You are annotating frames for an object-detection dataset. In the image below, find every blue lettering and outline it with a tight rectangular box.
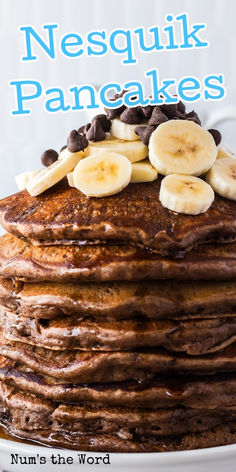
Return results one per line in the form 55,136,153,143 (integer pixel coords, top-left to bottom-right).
163,15,178,50
10,80,42,115
146,69,178,104
45,88,70,112
87,31,107,56
109,29,136,64
123,82,149,106
70,85,99,110
100,83,122,108
178,77,201,101
134,27,164,52
61,34,83,57
204,74,225,100
177,13,208,49
20,24,58,60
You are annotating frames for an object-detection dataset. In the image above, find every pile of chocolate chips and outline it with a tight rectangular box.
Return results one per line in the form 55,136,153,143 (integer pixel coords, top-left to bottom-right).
41,92,222,167
105,96,221,147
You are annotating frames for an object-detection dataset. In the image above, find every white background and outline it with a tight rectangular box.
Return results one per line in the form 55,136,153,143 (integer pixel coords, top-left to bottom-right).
0,0,236,200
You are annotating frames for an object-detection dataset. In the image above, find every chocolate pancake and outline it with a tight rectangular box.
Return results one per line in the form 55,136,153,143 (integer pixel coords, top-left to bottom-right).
0,334,236,382
1,357,235,410
0,234,236,282
0,382,236,443
1,278,236,321
1,308,236,355
7,423,236,452
0,179,235,255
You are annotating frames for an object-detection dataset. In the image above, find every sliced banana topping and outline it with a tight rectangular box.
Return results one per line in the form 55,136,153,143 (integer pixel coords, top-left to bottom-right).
15,170,40,191
160,174,214,215
73,152,132,197
206,157,236,201
111,117,146,141
131,160,158,183
27,151,85,197
58,147,88,160
67,172,75,187
149,120,217,176
217,145,236,160
87,134,148,163
17,104,229,217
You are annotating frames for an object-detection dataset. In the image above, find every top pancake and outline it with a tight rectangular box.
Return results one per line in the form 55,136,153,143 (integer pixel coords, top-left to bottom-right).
0,179,235,255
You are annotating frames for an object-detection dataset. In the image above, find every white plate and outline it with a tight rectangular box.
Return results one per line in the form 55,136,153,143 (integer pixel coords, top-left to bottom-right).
0,438,235,472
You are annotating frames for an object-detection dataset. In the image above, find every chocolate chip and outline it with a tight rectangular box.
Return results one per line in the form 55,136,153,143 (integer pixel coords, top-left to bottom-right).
60,145,67,153
92,114,111,132
185,111,201,126
159,104,178,118
120,107,144,124
176,110,186,119
104,105,126,120
135,125,156,145
113,89,127,100
67,130,89,153
129,95,138,102
78,125,84,134
86,119,106,141
78,123,91,135
148,107,168,126
208,129,222,146
177,101,186,114
140,105,154,119
104,90,126,119
41,149,58,167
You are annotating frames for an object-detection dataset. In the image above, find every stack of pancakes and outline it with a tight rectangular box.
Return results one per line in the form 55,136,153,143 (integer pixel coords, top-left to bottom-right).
0,178,235,452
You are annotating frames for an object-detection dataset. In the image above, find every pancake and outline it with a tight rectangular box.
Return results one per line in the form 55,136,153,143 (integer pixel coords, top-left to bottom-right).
0,381,236,437
0,179,235,255
0,382,236,452
1,357,235,410
1,308,236,355
0,334,236,382
0,233,236,282
6,423,236,452
1,278,236,321
0,172,236,453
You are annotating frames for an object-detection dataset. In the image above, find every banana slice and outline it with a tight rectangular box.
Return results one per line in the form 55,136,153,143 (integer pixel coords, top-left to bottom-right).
149,120,217,176
160,174,214,215
58,147,88,160
131,160,158,183
205,157,236,201
73,152,132,197
87,134,148,163
111,117,146,141
27,151,85,197
67,172,75,187
15,170,40,191
217,145,236,159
